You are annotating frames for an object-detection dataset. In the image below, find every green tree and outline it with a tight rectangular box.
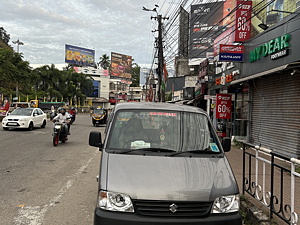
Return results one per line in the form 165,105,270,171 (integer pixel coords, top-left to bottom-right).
63,70,93,105
0,48,32,98
0,27,10,45
98,54,110,70
32,65,93,105
130,62,140,87
32,64,61,101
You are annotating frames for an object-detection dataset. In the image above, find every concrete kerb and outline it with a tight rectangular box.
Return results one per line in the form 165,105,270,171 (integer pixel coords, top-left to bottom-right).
240,197,278,225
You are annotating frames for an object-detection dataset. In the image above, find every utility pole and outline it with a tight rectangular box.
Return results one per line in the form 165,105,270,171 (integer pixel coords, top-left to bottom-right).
143,5,168,102
12,39,24,101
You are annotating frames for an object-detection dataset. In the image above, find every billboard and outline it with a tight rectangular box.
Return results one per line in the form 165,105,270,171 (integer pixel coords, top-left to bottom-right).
213,26,235,56
65,44,95,67
110,52,132,79
189,2,225,59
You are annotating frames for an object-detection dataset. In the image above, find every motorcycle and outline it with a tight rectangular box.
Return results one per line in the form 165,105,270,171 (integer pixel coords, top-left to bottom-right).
70,114,76,124
52,121,68,146
69,109,77,125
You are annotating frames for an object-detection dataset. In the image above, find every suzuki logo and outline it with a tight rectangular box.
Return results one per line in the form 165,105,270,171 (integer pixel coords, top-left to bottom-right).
169,203,178,213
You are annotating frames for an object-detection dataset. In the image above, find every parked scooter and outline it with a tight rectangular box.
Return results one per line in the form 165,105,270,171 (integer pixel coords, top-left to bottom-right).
52,121,68,146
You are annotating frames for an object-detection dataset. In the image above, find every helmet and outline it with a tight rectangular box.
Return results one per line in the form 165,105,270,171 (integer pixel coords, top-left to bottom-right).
57,107,62,113
61,108,66,115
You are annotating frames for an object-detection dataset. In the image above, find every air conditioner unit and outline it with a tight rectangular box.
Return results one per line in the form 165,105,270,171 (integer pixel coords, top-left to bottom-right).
266,13,279,24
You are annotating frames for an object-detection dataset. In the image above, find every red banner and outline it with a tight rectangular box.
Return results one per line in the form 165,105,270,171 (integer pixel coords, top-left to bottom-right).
234,1,252,42
216,94,232,119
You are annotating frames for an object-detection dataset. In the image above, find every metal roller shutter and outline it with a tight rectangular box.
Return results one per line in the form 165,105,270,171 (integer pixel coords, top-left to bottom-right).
250,71,300,158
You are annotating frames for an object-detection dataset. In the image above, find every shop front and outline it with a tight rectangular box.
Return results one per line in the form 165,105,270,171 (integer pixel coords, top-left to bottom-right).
231,14,300,158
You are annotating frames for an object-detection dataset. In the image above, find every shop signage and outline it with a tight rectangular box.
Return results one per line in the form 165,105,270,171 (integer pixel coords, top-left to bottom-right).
234,1,252,42
204,95,211,100
250,34,290,62
216,94,232,119
215,70,240,85
219,44,244,62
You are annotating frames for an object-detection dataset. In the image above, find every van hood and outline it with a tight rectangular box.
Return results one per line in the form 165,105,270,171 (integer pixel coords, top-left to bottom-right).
106,154,238,201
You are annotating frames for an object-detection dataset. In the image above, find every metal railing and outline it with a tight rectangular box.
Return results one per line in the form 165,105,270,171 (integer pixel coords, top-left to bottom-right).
240,142,300,225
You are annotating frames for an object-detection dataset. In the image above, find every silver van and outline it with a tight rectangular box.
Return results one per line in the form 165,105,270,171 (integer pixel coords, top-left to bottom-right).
89,102,242,225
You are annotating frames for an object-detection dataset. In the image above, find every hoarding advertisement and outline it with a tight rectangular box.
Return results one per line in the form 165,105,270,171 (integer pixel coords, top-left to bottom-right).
213,26,235,56
216,94,232,119
110,52,132,79
189,2,225,59
65,44,95,67
234,1,252,42
219,44,244,62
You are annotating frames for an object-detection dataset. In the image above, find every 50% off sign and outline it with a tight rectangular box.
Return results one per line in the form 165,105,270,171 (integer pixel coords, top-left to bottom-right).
216,94,232,119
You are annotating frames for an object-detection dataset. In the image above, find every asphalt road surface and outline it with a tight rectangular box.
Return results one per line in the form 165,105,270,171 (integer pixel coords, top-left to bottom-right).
0,113,105,225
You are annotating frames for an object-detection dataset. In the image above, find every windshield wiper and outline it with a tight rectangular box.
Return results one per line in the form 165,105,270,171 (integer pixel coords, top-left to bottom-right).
118,148,175,154
139,148,176,153
167,148,220,157
187,148,214,153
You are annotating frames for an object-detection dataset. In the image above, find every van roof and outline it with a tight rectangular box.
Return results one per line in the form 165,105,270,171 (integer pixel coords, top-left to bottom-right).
114,102,207,114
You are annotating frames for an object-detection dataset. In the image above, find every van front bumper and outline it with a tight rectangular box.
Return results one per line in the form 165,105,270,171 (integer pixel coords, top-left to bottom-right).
94,208,242,225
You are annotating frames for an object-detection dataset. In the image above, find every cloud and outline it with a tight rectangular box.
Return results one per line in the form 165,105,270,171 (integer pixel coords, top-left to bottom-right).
1,0,159,65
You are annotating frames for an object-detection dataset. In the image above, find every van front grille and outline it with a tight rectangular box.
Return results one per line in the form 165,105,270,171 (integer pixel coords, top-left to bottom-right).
133,200,212,217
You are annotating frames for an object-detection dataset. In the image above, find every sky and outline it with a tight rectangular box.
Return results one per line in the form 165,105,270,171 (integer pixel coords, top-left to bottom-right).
0,0,169,67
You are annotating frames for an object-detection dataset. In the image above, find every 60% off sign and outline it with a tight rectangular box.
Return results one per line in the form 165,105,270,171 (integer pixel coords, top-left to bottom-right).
216,94,232,119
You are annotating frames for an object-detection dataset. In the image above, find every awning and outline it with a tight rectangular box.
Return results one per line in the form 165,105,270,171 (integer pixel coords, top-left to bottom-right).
230,64,289,85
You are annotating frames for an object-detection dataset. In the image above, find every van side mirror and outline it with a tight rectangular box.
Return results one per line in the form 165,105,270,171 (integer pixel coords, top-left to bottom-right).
89,131,103,150
222,137,231,152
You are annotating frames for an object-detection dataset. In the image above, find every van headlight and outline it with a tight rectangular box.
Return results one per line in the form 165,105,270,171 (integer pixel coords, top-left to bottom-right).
98,190,134,212
211,194,240,213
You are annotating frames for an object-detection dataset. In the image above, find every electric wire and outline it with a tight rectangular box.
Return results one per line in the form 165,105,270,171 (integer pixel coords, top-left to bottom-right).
162,0,277,66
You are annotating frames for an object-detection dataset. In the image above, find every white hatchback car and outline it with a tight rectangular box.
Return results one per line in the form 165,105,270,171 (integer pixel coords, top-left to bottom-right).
2,107,47,131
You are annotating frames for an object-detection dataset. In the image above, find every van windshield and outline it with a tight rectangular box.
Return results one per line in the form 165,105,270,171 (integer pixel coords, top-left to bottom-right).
107,110,221,154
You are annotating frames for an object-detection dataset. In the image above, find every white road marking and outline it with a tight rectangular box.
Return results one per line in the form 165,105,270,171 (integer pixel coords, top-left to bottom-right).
13,149,98,225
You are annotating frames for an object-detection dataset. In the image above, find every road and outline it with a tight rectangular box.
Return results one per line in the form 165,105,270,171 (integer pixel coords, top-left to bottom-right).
0,114,104,225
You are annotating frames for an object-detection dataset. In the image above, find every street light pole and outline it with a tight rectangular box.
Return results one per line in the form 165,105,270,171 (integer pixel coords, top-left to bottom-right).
12,39,24,53
12,39,24,101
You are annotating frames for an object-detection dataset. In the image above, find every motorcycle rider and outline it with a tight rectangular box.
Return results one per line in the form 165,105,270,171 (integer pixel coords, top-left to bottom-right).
69,107,77,123
51,107,71,135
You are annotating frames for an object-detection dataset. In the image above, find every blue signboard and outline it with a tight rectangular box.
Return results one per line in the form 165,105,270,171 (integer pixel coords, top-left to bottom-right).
219,53,244,62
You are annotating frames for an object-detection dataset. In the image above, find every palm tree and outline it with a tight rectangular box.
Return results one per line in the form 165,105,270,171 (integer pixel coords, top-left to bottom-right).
98,54,110,70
